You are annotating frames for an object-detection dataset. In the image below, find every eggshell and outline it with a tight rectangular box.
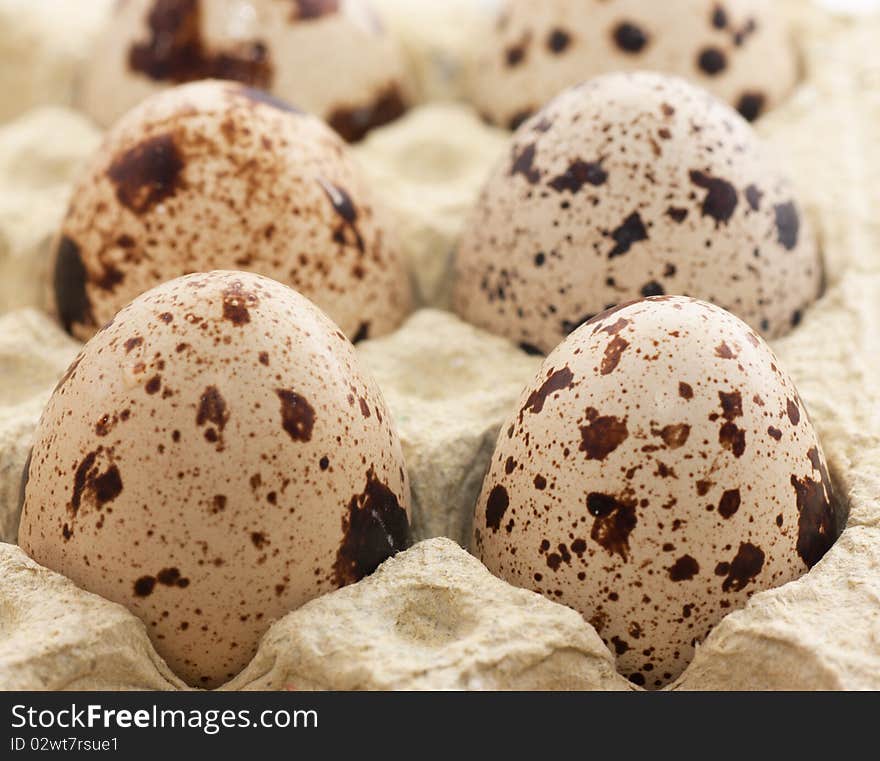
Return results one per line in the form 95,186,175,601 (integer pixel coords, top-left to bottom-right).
54,79,412,343
78,0,411,141
467,0,798,129
453,72,822,354
472,296,838,688
18,270,411,688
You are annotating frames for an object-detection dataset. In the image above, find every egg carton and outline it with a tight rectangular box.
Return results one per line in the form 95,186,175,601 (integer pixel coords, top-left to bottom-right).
0,0,879,691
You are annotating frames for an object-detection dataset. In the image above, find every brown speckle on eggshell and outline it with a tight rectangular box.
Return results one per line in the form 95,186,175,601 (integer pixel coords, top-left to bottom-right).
53,79,411,343
472,296,838,688
453,72,821,353
19,271,411,688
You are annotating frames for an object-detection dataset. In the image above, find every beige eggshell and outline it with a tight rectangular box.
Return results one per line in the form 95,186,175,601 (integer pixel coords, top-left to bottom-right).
54,79,412,343
453,72,822,354
19,270,411,688
78,0,411,141
467,0,798,129
472,296,838,688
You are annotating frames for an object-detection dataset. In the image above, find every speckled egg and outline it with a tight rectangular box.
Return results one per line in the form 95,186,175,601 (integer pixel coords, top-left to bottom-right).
453,72,821,354
467,0,798,129
472,296,838,688
79,0,410,141
54,79,412,343
19,270,411,688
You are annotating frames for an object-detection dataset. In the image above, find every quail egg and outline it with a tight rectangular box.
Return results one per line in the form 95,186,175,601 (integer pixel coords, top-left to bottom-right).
467,0,798,129
20,270,412,688
79,0,410,141
453,72,821,354
472,296,837,688
54,79,412,343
